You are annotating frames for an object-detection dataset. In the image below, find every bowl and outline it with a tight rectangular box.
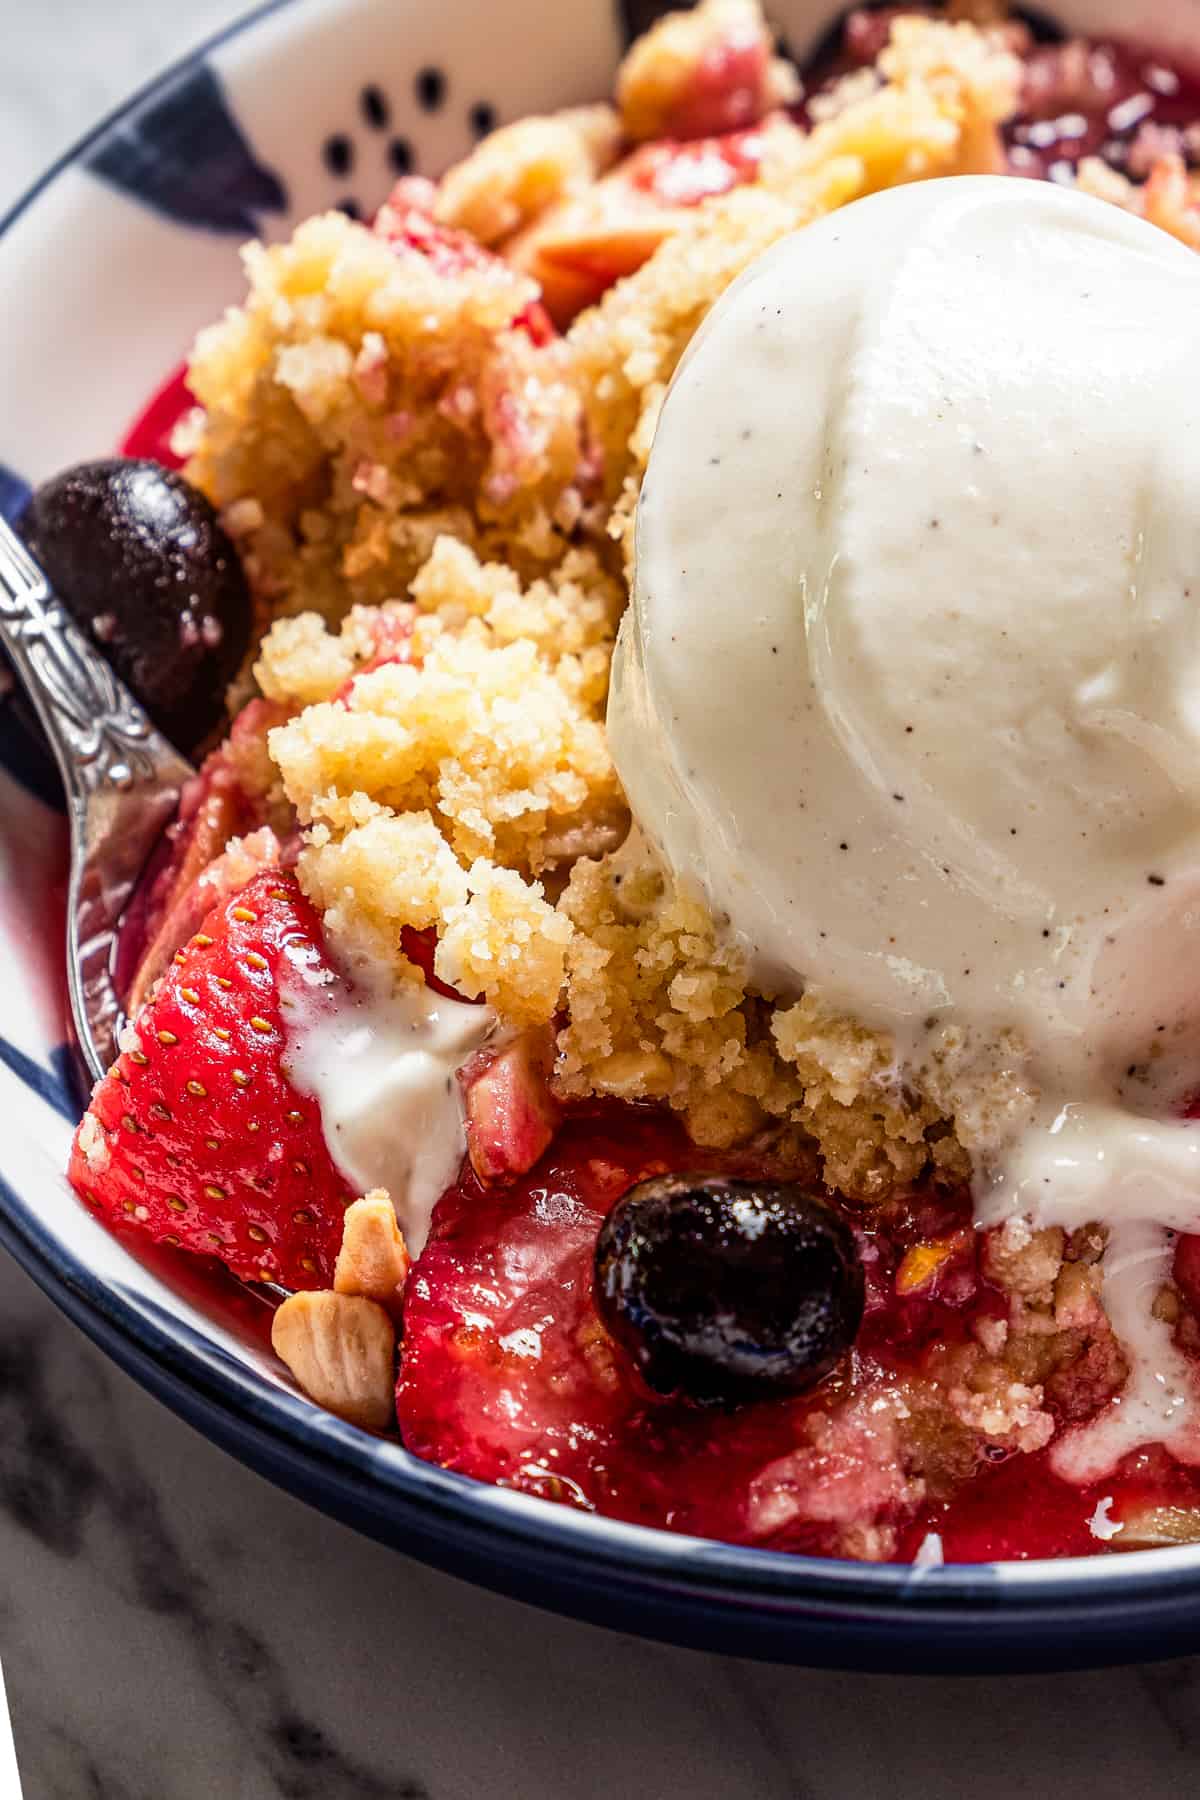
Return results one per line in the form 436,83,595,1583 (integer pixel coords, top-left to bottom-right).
3,0,1200,1673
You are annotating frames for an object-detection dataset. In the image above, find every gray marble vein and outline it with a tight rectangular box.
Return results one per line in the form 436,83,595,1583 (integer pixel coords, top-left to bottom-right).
3,5,1200,1796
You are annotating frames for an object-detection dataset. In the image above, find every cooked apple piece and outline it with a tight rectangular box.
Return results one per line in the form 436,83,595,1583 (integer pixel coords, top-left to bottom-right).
461,1026,560,1181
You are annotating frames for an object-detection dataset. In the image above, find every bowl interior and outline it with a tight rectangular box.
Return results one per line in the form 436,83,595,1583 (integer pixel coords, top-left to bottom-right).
5,0,1200,1664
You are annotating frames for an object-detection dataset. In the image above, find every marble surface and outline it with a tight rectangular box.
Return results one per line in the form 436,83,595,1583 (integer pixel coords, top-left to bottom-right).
4,6,1200,1797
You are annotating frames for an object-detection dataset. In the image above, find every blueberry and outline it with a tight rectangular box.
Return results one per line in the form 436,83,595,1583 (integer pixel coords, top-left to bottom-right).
18,459,252,754
594,1174,864,1402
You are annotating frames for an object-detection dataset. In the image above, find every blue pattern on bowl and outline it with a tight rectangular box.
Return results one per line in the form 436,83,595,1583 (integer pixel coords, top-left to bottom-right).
86,63,289,235
0,462,28,523
0,1041,77,1125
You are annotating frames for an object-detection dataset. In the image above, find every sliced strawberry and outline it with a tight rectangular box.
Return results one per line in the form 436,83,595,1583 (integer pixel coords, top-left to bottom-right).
665,31,775,140
373,178,556,345
460,1026,560,1182
118,697,297,1010
625,126,766,206
69,869,354,1290
119,759,249,1013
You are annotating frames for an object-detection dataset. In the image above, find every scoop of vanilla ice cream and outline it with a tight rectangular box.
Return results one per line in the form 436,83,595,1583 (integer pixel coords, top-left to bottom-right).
610,175,1200,1094
608,176,1200,1476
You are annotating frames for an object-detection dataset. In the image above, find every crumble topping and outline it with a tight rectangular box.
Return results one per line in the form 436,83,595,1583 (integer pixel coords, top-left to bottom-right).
433,105,624,244
184,209,590,624
181,9,1182,1222
614,0,801,143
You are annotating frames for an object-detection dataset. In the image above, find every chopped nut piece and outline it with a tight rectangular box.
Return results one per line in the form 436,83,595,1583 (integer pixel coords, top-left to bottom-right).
271,1290,396,1430
1109,1505,1200,1550
76,1112,111,1175
334,1192,411,1315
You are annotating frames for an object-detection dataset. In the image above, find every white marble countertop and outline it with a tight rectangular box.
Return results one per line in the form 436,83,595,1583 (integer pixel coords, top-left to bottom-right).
3,6,1200,1796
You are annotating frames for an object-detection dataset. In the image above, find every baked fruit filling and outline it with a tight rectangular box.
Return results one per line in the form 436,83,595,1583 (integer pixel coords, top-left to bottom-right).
48,0,1200,1562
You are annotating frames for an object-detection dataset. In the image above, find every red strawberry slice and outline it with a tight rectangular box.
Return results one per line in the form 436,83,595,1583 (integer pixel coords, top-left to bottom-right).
69,869,355,1290
664,31,775,140
625,126,767,207
117,697,297,1011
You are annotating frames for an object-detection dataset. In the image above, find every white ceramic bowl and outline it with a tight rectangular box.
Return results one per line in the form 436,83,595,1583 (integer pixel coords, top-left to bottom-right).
3,0,1200,1669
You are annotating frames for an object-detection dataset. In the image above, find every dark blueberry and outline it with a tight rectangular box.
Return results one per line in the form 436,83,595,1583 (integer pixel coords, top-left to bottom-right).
322,132,354,177
1013,5,1067,43
594,1174,864,1403
361,84,391,131
18,459,252,754
387,137,414,175
415,66,446,112
468,101,497,139
337,196,362,220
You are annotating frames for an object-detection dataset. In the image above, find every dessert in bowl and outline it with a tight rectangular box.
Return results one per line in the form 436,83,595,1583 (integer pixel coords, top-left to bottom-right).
8,0,1200,1665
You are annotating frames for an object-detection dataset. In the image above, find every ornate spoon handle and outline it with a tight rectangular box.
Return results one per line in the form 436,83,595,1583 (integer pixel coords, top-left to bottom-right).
0,514,192,1083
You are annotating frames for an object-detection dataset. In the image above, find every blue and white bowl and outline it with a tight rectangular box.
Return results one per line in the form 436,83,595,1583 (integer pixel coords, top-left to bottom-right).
4,0,1200,1671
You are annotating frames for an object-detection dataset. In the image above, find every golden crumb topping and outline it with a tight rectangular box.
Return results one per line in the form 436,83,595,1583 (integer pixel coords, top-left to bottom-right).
433,106,623,245
268,615,619,871
183,12,1113,1203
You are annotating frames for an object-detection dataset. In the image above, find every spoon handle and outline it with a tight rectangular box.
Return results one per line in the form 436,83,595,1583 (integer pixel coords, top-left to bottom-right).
0,514,192,1082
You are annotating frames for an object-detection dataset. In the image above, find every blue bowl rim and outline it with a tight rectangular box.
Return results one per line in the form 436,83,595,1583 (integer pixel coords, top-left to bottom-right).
4,0,1200,1661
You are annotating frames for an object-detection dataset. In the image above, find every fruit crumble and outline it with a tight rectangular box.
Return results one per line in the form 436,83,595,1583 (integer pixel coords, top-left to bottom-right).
45,0,1200,1563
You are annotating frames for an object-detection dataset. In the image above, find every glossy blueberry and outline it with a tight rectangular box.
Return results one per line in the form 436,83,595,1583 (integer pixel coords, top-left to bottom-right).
18,459,253,754
594,1174,864,1403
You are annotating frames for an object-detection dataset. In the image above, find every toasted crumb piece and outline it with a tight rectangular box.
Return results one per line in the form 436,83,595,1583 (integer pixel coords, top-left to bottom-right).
984,1218,1065,1305
616,0,799,143
270,620,619,873
76,1111,110,1176
271,1290,396,1430
437,860,573,1026
555,837,966,1196
410,536,624,710
434,106,623,245
297,812,469,980
947,1376,1054,1455
255,612,356,705
875,15,1020,173
296,811,571,1027
333,1191,411,1316
1075,151,1200,255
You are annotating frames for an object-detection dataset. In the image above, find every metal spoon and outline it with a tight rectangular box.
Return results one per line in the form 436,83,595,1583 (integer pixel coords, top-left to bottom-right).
0,512,192,1085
